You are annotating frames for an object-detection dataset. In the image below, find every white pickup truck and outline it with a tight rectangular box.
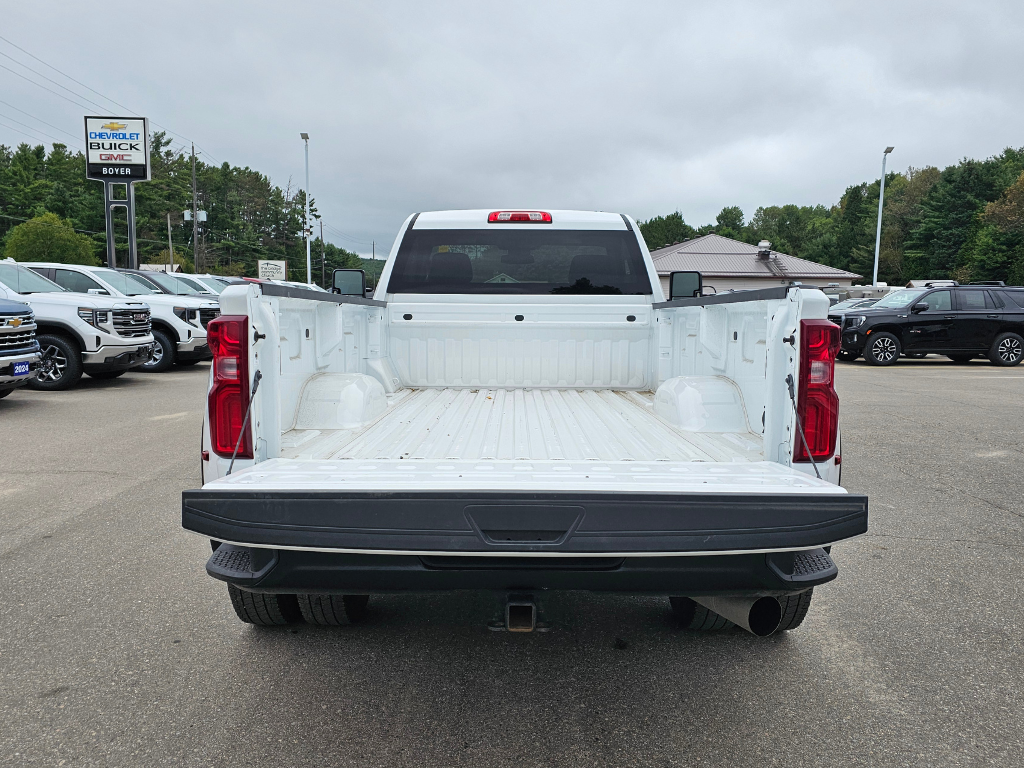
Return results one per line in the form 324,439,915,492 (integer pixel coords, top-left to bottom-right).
183,209,867,636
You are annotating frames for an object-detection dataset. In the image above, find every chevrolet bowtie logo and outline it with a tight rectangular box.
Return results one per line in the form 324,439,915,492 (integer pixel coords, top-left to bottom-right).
102,121,128,131
7,318,21,327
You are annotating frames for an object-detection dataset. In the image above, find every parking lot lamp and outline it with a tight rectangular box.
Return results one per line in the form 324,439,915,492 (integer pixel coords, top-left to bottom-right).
301,133,311,285
872,146,894,287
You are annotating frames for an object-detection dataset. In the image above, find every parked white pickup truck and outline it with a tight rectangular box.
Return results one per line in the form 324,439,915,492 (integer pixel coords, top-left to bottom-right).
183,210,866,636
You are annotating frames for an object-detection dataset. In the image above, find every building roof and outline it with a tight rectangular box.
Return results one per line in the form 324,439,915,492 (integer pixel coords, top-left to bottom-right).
649,234,861,280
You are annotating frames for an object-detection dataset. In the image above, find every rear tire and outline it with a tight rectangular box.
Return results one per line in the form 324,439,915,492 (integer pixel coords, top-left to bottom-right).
227,584,302,625
669,596,734,631
29,334,83,391
87,369,126,379
836,350,858,362
298,594,370,626
140,329,176,373
776,589,814,632
989,332,1023,367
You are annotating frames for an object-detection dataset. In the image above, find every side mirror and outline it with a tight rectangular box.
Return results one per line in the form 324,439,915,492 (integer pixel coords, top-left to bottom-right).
911,302,929,313
332,269,366,296
669,271,702,300
87,288,109,295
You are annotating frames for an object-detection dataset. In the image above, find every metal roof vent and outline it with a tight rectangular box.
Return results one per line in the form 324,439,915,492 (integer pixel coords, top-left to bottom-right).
757,240,772,259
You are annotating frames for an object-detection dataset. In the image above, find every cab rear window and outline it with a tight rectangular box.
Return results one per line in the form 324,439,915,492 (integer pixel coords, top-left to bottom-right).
386,229,652,295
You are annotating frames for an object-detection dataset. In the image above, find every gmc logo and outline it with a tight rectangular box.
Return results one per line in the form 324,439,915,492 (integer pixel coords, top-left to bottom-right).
99,153,132,161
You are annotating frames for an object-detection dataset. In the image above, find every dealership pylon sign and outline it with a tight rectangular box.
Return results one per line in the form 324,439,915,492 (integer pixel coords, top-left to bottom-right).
85,116,151,269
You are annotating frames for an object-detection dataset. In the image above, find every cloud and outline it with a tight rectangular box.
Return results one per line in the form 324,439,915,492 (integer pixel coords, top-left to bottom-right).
2,0,1022,254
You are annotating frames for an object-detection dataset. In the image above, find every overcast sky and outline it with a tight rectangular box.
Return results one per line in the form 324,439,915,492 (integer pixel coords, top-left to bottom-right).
2,1,1023,256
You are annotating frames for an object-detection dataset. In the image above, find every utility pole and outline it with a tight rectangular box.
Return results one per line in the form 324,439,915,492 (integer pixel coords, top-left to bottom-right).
191,143,200,274
872,146,895,287
166,213,174,273
301,133,311,284
320,219,326,288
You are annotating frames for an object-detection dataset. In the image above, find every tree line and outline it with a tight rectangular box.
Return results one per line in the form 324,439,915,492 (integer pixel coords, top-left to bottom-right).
4,136,1023,287
639,147,1024,286
0,132,361,285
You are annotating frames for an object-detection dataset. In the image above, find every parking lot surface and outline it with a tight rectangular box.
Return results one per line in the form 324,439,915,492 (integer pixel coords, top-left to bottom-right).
2,358,1023,767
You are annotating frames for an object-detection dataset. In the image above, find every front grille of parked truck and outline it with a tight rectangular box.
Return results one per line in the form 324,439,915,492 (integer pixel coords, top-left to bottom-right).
0,314,37,350
199,308,220,329
113,309,152,338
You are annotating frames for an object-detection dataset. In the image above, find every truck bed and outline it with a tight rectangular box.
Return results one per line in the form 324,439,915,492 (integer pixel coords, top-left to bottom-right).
279,387,764,463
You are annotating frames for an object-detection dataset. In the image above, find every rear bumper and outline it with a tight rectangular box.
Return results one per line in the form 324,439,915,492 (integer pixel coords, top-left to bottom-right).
182,490,868,554
205,543,842,595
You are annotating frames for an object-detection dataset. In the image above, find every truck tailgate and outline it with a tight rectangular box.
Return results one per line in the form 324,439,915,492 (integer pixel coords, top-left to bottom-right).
183,459,866,556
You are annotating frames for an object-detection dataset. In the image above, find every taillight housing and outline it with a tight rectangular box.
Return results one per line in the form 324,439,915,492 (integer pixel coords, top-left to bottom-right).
793,319,840,463
207,315,252,458
487,210,552,223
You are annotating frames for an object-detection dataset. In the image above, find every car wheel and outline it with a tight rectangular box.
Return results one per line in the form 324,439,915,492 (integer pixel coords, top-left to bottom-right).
865,332,901,366
227,584,302,625
947,354,974,363
836,350,858,362
86,369,127,380
905,352,927,359
669,596,733,630
989,332,1023,367
297,594,370,626
140,329,176,373
28,334,83,391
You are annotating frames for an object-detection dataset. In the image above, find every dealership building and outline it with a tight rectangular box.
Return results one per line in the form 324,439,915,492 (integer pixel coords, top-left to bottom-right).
649,233,861,295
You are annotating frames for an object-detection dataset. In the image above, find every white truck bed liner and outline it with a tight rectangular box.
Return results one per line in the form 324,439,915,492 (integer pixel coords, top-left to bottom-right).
279,387,764,463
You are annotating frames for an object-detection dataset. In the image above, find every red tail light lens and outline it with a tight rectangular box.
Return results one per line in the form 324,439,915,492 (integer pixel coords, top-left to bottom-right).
487,210,552,223
207,315,252,458
793,319,840,463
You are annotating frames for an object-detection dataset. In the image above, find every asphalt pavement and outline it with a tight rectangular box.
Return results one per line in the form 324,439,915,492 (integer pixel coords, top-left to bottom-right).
2,357,1023,767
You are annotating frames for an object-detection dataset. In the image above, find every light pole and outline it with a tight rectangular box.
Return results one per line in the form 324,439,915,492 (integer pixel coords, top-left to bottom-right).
300,132,311,284
872,146,894,287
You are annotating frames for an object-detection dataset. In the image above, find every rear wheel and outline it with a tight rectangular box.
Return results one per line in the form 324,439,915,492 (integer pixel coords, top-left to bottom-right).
669,596,733,631
298,594,370,626
227,584,302,625
140,329,176,373
989,333,1023,366
29,334,83,391
776,589,814,631
865,333,901,366
87,369,127,380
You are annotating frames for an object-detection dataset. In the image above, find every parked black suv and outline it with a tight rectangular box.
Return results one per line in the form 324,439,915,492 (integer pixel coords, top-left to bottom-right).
834,285,1024,366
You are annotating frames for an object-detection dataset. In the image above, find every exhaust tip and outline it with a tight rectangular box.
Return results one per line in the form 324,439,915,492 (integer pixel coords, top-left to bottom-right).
748,597,783,637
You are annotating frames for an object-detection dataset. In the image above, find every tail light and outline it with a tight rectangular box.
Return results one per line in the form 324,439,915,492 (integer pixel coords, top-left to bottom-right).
793,319,840,463
207,315,252,458
487,210,552,223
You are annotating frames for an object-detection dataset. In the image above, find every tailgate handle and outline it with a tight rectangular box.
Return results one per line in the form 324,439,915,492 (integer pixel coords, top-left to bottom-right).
465,505,585,546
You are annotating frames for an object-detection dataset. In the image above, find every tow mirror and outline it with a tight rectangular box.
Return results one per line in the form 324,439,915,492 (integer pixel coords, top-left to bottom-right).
669,271,703,300
911,302,929,313
332,269,366,296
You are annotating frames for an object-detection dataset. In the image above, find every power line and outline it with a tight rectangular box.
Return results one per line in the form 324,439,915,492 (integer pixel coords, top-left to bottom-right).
0,112,82,147
0,61,95,111
0,117,50,143
0,49,109,113
0,98,82,142
0,36,222,166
